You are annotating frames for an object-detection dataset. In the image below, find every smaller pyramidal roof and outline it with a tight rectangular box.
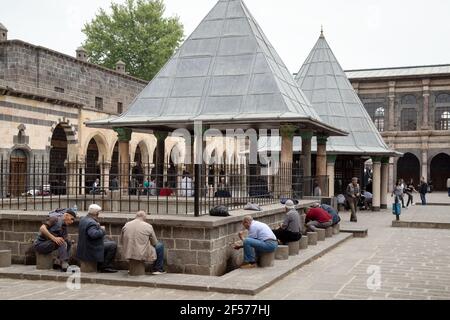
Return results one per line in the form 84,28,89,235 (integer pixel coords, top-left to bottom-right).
88,0,345,136
295,31,395,155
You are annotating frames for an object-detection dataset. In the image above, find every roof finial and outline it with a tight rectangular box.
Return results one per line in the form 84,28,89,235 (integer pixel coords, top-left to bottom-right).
320,25,324,38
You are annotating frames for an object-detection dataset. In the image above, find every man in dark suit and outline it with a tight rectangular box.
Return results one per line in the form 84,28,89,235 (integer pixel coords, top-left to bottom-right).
76,204,117,273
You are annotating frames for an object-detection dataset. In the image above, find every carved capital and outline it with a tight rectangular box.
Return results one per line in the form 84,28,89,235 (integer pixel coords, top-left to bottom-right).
113,127,132,142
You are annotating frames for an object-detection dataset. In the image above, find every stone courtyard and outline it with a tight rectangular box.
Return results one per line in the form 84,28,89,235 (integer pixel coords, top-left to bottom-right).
1,197,449,300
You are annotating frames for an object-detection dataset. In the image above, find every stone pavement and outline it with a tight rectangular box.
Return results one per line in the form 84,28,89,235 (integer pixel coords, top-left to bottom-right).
1,205,450,300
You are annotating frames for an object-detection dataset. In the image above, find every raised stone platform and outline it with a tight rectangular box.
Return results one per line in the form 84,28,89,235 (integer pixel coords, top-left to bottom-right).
0,233,353,295
392,220,450,230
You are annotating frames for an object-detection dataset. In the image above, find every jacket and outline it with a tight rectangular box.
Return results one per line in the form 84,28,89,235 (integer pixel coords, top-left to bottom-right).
77,215,106,262
121,219,158,262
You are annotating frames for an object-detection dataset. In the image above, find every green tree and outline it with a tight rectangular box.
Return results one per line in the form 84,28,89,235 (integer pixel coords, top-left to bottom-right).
82,0,183,81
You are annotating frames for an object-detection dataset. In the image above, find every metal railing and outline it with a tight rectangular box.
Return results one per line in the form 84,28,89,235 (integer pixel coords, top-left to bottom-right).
0,156,328,216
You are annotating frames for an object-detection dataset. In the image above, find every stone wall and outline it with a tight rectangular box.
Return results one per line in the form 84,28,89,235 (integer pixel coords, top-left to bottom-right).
0,40,147,115
0,203,312,276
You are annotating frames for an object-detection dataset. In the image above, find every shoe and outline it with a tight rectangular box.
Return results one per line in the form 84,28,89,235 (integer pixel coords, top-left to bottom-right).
240,262,256,269
100,268,118,273
151,271,167,275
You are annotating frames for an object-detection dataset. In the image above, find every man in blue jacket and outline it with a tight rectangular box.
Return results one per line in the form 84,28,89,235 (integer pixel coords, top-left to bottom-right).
314,203,341,226
77,204,117,273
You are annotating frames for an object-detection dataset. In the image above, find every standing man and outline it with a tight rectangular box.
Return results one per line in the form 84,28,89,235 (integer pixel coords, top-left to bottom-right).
233,216,278,269
77,204,117,273
33,209,77,271
419,177,428,206
346,177,361,222
272,200,302,244
121,211,165,274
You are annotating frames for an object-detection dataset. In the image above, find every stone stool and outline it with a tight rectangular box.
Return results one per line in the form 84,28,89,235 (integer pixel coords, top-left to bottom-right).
316,229,326,241
299,236,308,250
325,227,333,238
128,259,146,276
0,250,11,268
36,252,56,270
307,232,318,245
258,252,275,267
80,261,97,273
288,241,300,256
333,224,340,235
275,245,289,260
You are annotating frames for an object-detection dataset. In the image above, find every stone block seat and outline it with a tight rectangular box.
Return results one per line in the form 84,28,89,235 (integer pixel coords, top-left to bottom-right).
0,250,12,268
128,259,146,276
307,232,318,245
316,229,326,241
333,224,340,235
257,252,275,267
80,261,97,273
325,227,333,238
288,241,300,255
36,251,57,270
299,235,308,250
275,245,289,260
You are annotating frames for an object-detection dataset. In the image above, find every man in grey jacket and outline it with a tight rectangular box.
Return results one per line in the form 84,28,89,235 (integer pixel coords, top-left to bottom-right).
76,204,117,273
272,200,302,244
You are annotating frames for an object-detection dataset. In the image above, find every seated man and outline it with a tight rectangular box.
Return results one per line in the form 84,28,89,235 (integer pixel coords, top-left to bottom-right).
316,203,341,225
272,200,302,244
33,209,77,271
361,190,373,210
121,211,165,274
90,178,101,195
77,204,117,273
305,205,333,232
159,182,173,197
233,216,278,269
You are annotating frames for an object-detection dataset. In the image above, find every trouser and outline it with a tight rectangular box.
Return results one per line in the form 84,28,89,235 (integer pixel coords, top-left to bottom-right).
400,194,405,208
272,229,301,244
347,197,358,221
420,193,427,205
405,192,413,206
448,188,450,197
152,242,165,272
306,220,333,232
34,239,71,262
98,240,117,270
243,238,278,263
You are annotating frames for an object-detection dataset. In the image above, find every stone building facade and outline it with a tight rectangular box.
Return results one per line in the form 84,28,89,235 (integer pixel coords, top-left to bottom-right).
347,65,450,191
0,24,175,196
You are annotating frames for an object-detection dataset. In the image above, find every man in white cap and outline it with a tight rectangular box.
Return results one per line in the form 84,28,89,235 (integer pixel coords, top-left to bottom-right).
77,204,117,273
272,199,302,244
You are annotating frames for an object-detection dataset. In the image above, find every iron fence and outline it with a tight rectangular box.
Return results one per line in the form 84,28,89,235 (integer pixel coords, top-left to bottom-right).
0,155,328,216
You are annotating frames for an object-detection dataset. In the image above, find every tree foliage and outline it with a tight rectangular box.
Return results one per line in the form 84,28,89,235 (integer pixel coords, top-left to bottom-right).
82,0,183,80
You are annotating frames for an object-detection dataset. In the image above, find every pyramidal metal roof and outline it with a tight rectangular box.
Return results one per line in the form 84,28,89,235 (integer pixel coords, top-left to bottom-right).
87,0,345,136
294,32,396,156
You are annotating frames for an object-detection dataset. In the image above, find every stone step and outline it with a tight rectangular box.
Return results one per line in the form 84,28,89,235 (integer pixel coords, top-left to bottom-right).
333,224,340,235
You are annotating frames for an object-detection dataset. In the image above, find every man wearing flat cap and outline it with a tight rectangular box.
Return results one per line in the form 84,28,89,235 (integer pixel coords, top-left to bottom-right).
34,208,77,271
77,204,117,273
272,199,302,244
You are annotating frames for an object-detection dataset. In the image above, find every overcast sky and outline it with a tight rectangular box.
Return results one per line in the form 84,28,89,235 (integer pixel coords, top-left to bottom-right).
2,0,450,73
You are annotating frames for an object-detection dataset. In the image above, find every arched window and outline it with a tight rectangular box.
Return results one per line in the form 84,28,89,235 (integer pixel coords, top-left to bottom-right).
401,108,417,131
374,107,385,132
401,95,417,105
435,108,450,130
436,93,450,104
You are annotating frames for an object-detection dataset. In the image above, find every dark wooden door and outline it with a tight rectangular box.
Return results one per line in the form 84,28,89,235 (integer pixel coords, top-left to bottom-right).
9,157,27,197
